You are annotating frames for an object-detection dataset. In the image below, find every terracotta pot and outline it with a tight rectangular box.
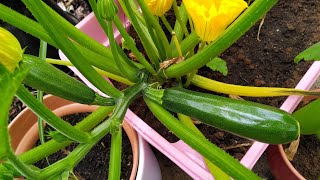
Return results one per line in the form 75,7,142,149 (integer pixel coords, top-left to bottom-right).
9,95,139,180
267,144,306,180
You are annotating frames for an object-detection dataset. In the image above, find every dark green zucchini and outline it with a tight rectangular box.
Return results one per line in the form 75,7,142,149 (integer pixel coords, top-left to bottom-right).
20,55,114,106
144,87,299,144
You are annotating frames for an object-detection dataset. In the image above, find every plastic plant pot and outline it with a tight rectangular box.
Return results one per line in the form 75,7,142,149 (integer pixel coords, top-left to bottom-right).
59,10,320,179
9,95,140,180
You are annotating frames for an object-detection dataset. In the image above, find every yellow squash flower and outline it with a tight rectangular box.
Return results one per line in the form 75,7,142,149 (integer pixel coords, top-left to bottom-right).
183,0,248,42
145,0,174,16
0,27,23,72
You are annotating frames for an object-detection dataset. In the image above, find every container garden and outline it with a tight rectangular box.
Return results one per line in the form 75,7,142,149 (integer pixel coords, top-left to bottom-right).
1,0,319,179
8,95,141,179
58,4,320,179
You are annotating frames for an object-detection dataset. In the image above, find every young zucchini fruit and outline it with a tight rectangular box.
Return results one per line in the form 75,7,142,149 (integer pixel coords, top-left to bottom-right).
20,55,115,106
144,87,299,144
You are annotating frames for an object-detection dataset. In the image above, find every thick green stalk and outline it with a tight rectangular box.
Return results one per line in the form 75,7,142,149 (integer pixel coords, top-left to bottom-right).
19,106,113,165
108,126,122,180
16,86,92,143
0,4,56,46
0,2,114,60
164,0,278,78
0,3,125,77
113,16,157,75
170,3,188,44
107,20,138,82
177,114,230,180
0,66,40,179
22,0,123,98
160,16,174,33
89,0,139,79
6,151,40,178
37,40,47,146
139,14,167,61
120,0,160,64
145,99,260,180
171,32,200,58
40,141,99,178
0,106,114,177
40,1,115,59
136,0,171,58
73,44,122,76
0,66,27,160
172,1,189,37
45,59,133,85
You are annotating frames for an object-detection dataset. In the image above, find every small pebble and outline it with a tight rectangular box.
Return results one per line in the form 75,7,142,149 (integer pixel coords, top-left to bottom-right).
287,23,295,31
244,58,252,65
249,64,255,70
286,47,293,53
254,79,263,86
230,57,236,64
214,132,225,139
237,53,246,61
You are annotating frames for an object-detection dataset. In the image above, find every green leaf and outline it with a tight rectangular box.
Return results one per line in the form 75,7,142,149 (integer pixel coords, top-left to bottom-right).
206,57,228,76
293,99,320,135
294,42,320,63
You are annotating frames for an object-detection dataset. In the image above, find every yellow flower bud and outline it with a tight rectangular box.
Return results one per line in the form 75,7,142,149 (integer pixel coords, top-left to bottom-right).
183,0,248,42
145,0,174,16
0,27,23,72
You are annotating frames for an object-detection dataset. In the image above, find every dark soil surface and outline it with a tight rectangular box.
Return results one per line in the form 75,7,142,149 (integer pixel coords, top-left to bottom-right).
34,113,134,179
5,0,320,179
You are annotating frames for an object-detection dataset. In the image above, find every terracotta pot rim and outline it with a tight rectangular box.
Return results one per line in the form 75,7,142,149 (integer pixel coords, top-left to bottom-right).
277,144,305,180
9,95,139,180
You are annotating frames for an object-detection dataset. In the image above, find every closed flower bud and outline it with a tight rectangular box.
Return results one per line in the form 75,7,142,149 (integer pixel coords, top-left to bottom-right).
183,0,248,42
145,0,174,16
97,0,119,21
0,27,23,72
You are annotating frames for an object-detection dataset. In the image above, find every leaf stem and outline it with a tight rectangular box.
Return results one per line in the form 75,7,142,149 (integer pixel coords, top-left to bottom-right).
113,16,157,75
37,40,47,147
119,0,160,65
45,58,133,85
191,75,320,97
177,114,230,180
172,0,189,36
108,126,122,180
16,86,92,143
160,16,173,33
136,0,171,58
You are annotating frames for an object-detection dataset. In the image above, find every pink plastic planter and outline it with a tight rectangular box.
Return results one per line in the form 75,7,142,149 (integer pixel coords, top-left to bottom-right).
59,11,320,179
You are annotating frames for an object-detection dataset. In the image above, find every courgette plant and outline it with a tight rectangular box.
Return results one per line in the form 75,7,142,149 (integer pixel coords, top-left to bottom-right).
0,0,318,179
